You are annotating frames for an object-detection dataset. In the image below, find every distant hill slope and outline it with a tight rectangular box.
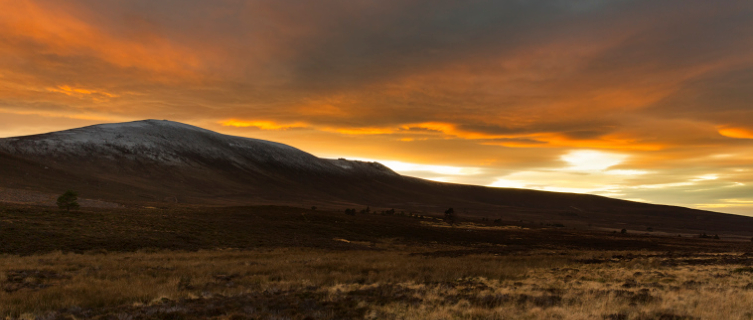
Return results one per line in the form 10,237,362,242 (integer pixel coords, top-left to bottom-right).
0,120,397,202
2,120,752,235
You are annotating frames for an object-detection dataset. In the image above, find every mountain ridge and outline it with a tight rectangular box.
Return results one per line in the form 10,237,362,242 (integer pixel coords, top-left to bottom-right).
0,119,398,177
2,119,752,235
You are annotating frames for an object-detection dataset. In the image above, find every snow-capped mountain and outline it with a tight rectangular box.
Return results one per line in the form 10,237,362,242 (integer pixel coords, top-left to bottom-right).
0,120,397,178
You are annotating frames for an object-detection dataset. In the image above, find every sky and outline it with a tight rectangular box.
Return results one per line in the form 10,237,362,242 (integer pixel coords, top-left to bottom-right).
0,0,752,215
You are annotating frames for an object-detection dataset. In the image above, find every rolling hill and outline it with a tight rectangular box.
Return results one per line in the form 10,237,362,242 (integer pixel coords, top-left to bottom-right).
1,119,752,235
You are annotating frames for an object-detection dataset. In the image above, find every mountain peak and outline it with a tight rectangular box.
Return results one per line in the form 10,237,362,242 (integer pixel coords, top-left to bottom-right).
64,119,211,135
0,119,399,177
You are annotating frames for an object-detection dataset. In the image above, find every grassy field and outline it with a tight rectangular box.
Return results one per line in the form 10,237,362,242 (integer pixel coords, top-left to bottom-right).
1,203,753,319
3,249,753,319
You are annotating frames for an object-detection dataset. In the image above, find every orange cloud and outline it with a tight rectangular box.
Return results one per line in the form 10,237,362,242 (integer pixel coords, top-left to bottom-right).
718,127,753,139
317,122,457,137
536,133,665,151
480,133,664,151
0,0,202,76
398,123,665,150
46,85,118,99
330,127,396,135
220,119,307,130
0,108,118,122
245,119,665,151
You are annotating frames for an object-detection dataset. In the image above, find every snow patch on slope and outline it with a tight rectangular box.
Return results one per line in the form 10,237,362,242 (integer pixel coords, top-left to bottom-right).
0,120,398,177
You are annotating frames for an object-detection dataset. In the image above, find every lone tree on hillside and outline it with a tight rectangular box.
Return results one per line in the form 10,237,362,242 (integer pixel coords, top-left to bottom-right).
57,191,80,212
444,207,456,226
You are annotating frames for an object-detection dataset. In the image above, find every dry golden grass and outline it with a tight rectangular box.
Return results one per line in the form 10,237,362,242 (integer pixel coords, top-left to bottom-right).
1,248,753,319
0,248,564,318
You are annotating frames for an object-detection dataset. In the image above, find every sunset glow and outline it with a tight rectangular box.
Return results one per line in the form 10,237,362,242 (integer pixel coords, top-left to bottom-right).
1,0,752,215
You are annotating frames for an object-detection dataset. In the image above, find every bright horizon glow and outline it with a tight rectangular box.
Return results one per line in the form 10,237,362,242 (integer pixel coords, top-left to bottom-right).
331,152,752,216
329,157,482,178
560,150,628,172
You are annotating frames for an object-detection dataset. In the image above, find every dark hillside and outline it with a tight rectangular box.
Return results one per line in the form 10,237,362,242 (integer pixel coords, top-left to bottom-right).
1,120,752,235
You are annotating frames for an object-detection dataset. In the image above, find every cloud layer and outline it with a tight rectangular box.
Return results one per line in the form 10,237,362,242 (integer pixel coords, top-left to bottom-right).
1,0,752,214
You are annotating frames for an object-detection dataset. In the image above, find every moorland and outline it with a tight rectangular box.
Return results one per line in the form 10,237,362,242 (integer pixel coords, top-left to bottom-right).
1,203,753,319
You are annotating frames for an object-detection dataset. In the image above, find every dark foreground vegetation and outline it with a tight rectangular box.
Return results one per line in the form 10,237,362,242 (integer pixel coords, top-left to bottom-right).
1,203,753,319
1,204,749,256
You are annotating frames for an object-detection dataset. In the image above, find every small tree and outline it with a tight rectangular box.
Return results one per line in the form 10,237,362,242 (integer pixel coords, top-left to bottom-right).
444,207,456,226
57,191,80,212
620,228,627,234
